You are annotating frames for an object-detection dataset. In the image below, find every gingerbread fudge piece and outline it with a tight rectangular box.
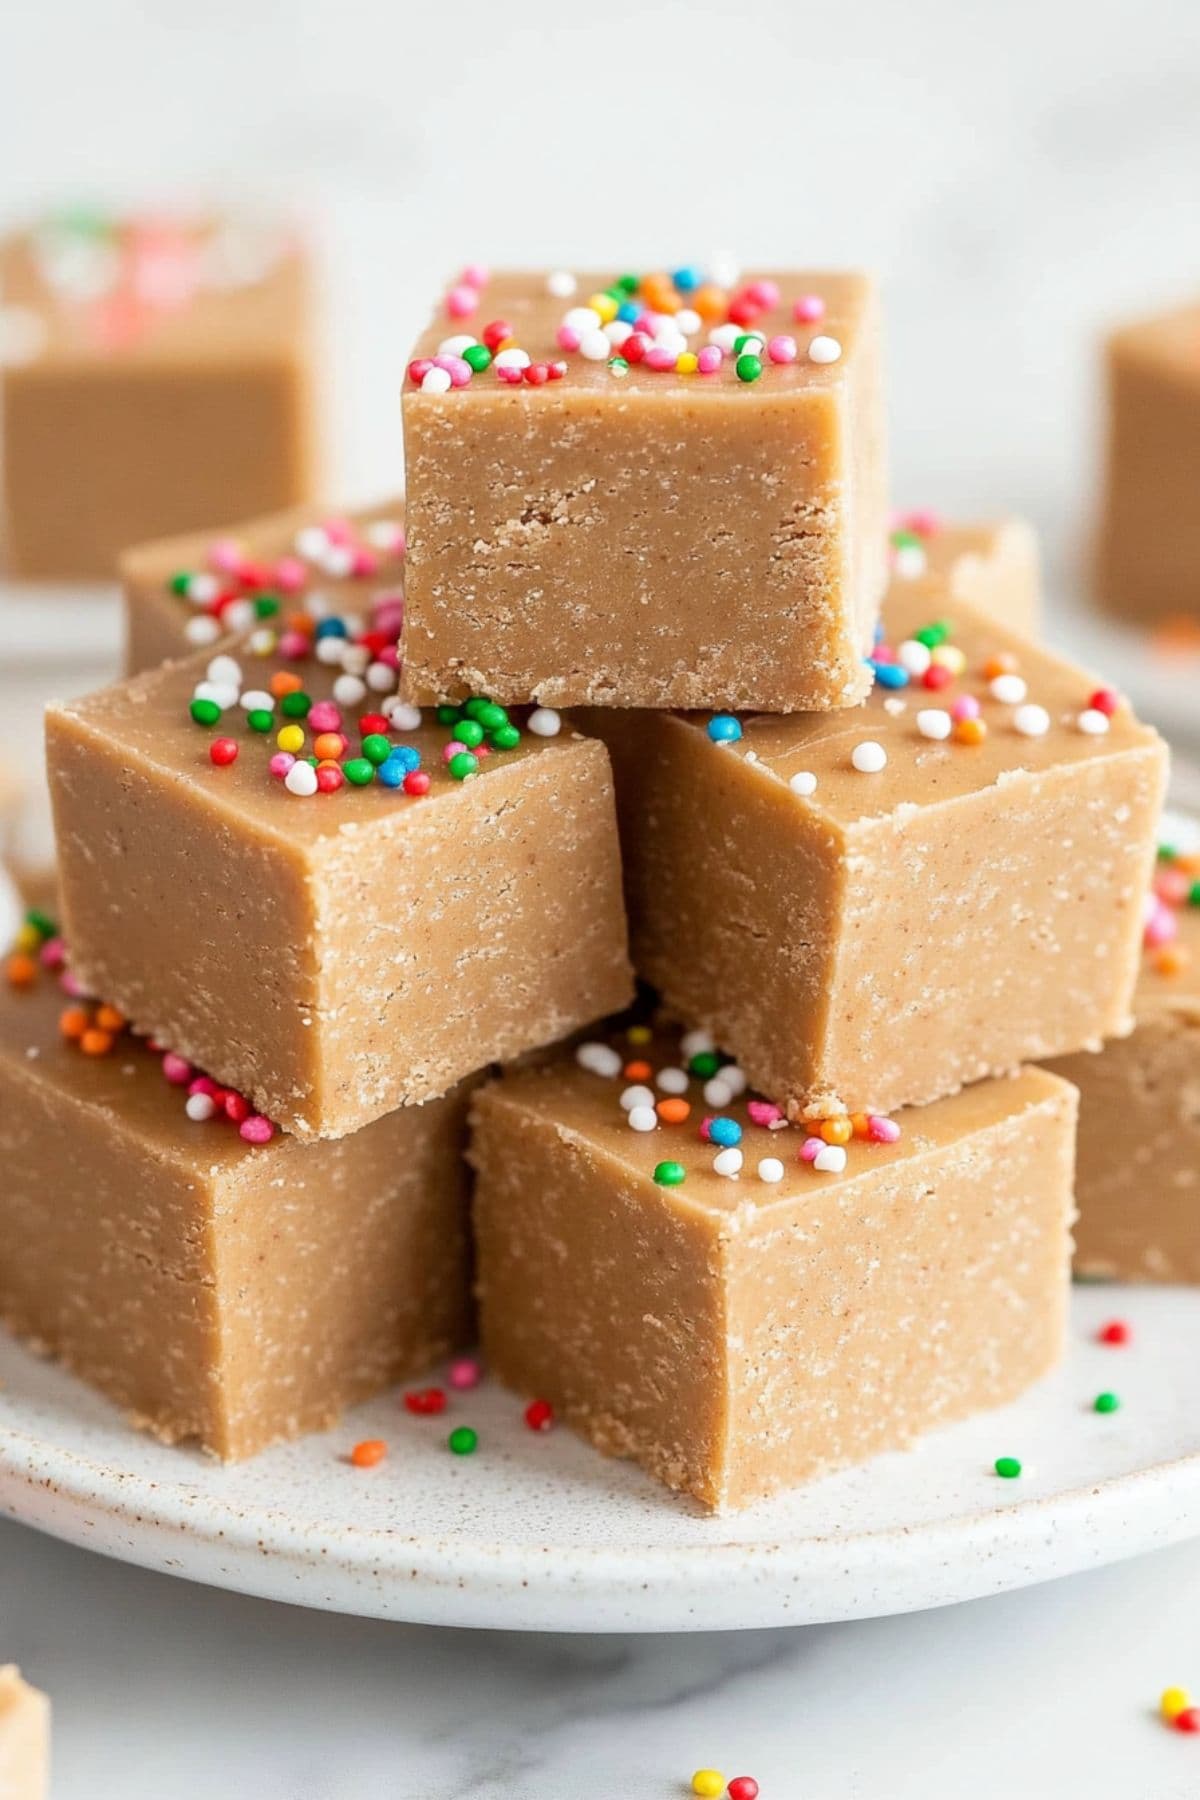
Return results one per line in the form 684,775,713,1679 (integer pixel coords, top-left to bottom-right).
0,915,473,1458
1,210,318,580
584,587,1166,1119
402,268,887,711
1044,848,1200,1281
1096,299,1200,623
122,498,405,676
0,1669,49,1800
46,629,632,1139
889,511,1040,638
472,1023,1077,1511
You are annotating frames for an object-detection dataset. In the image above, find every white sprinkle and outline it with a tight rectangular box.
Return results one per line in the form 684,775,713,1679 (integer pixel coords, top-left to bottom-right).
675,308,702,336
708,323,741,354
713,1148,744,1178
186,572,220,605
789,770,818,797
892,545,927,579
917,708,952,741
681,1028,715,1058
366,660,396,693
628,1105,658,1133
579,329,611,361
720,1065,748,1098
192,680,239,711
323,545,356,579
420,366,452,395
563,306,603,335
990,673,1027,705
710,254,740,289
224,600,256,634
438,334,476,356
528,707,562,738
814,1144,847,1173
620,1084,656,1112
547,270,577,299
239,689,274,713
808,334,842,364
184,617,220,646
366,519,404,551
333,674,367,708
207,654,242,687
284,761,319,797
656,1066,689,1096
315,636,347,666
605,320,633,349
185,1093,216,1122
386,700,423,731
883,696,908,716
246,627,276,656
1077,708,1110,736
295,526,329,561
576,1041,621,1078
757,1157,785,1184
851,740,887,773
897,639,932,677
703,1078,734,1109
1013,703,1051,739
493,347,530,373
0,304,48,366
738,330,766,352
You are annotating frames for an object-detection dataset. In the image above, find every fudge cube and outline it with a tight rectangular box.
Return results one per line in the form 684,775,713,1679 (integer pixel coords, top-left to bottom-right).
0,1668,49,1800
888,511,1040,638
402,269,887,711
121,498,406,677
47,634,633,1140
0,923,473,1458
1,211,317,580
471,1025,1078,1511
1096,300,1200,623
1044,850,1200,1281
583,579,1166,1118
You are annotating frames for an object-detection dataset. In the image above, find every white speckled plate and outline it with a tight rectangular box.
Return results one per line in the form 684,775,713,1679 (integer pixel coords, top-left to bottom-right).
1,1285,1198,1631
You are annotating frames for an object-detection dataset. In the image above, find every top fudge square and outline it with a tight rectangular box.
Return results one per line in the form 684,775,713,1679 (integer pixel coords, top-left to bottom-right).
402,269,887,712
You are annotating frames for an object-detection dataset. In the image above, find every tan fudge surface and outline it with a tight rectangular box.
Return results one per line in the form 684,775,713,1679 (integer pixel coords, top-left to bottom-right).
582,582,1166,1119
402,270,887,712
902,515,1040,638
0,953,473,1458
0,1668,49,1800
47,643,633,1139
1045,901,1200,1281
121,497,405,676
1,214,318,581
1096,301,1200,623
471,1026,1077,1512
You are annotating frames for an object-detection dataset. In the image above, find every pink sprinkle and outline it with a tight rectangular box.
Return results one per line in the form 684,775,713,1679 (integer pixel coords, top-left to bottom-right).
496,363,524,384
556,323,582,352
793,294,825,324
188,1075,217,1097
39,936,65,970
433,353,473,388
460,264,488,290
448,1357,482,1390
375,642,402,670
308,701,341,734
60,969,86,998
274,555,308,593
867,1114,901,1144
351,549,379,578
1154,867,1191,906
645,346,677,370
269,751,296,779
162,1052,193,1086
747,1099,783,1127
278,629,310,660
698,1116,714,1142
906,508,942,537
697,345,723,374
323,518,353,546
767,334,797,364
1144,901,1178,949
800,1136,824,1163
951,694,981,722
207,538,243,575
239,1115,275,1145
446,284,478,320
747,278,780,309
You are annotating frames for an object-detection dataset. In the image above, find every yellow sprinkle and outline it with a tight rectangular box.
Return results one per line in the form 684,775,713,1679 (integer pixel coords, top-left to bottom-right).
931,643,966,674
626,1024,653,1045
675,351,699,375
1162,1686,1191,1721
588,292,618,324
692,1773,725,1798
277,724,305,753
14,922,40,954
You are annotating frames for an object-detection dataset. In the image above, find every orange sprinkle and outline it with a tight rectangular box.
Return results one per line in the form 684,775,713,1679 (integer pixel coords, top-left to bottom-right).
59,1005,90,1041
983,651,1019,679
819,1115,853,1145
79,1027,115,1057
692,283,728,322
954,717,988,746
641,274,680,313
286,611,316,636
350,1438,387,1468
850,1112,873,1140
269,670,304,699
5,953,37,988
624,1060,653,1082
656,1097,691,1125
313,732,345,762
94,1002,126,1033
1154,945,1191,978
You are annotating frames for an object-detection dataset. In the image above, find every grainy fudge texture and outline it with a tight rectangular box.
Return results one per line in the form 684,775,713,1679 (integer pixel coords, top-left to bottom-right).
1096,300,1200,623
402,269,887,711
47,633,632,1138
0,930,473,1457
0,1668,49,1800
122,497,405,676
584,587,1166,1118
472,1026,1078,1511
1,211,317,580
1045,862,1200,1282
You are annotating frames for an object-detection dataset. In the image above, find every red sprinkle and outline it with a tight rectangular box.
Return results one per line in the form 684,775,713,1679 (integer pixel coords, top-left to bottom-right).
922,664,954,691
482,318,513,352
1088,687,1120,717
404,1387,447,1416
316,766,344,794
728,1781,760,1800
224,1092,251,1125
1175,1709,1200,1734
358,712,389,737
524,1398,554,1432
404,770,431,796
1098,1319,1132,1346
210,737,239,767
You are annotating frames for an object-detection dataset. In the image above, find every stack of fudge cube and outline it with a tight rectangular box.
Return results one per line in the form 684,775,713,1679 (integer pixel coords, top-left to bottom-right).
0,266,1172,1513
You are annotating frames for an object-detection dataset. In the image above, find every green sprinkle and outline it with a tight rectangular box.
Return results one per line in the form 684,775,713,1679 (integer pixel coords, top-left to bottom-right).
24,909,57,942
169,572,192,595
463,697,492,721
735,353,763,383
342,757,375,786
994,1456,1022,1479
1094,1391,1120,1414
463,344,491,372
280,691,311,719
254,594,281,619
452,719,485,749
914,619,952,649
490,723,521,751
1189,881,1200,908
609,356,629,377
448,751,478,781
436,704,463,726
448,1426,477,1456
653,1161,687,1186
689,1050,722,1080
190,698,221,727
1157,844,1177,862
246,708,273,734
617,273,640,295
474,702,508,731
890,528,923,549
361,733,392,765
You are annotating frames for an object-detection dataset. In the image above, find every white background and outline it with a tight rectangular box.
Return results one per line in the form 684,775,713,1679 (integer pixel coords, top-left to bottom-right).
3,3,1200,1794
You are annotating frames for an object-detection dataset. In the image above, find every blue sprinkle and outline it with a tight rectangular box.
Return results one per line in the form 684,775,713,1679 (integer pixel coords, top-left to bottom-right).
376,759,407,788
870,661,910,689
707,714,743,745
314,617,349,640
709,1116,742,1148
873,620,886,645
672,267,700,292
617,300,639,324
385,744,421,773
